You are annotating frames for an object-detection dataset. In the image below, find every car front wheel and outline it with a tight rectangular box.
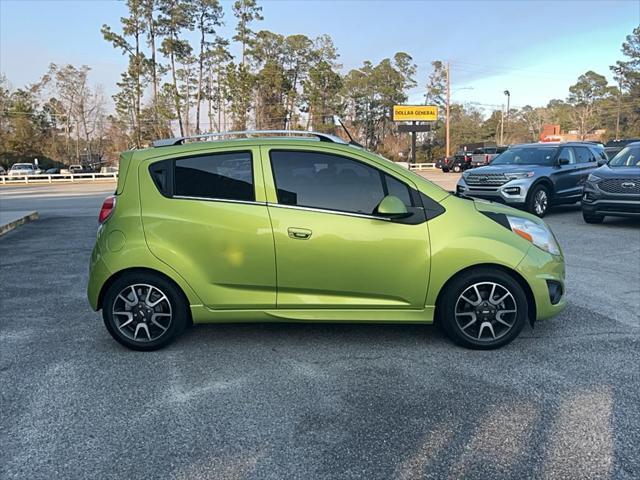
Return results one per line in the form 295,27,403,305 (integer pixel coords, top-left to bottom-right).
102,273,188,351
527,184,551,217
438,268,528,349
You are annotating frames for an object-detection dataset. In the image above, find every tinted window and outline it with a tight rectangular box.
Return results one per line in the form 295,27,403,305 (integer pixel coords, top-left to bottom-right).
385,174,413,207
575,146,594,163
174,152,254,201
270,150,386,215
557,147,576,165
149,159,170,195
491,147,558,166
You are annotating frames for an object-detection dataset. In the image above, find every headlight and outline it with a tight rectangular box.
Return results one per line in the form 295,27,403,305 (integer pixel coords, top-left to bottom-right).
507,215,561,255
587,173,602,183
505,172,534,180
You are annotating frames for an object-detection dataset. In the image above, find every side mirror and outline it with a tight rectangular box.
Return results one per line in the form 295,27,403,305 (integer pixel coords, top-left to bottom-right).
375,195,410,218
597,158,607,166
558,158,570,166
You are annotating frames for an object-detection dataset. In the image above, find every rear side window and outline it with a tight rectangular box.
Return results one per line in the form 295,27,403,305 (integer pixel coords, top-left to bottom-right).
174,152,254,201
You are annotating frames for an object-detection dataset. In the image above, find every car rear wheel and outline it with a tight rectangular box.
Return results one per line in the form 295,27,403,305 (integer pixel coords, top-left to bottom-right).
453,164,462,173
438,268,528,350
582,210,604,224
102,273,188,351
527,184,550,217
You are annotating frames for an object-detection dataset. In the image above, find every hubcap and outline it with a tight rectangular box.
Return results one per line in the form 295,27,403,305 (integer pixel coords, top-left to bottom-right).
534,190,548,215
112,284,172,342
454,282,518,342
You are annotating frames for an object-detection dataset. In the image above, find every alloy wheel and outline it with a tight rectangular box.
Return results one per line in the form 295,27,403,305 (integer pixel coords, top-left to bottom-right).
534,190,548,215
112,284,173,342
454,282,518,342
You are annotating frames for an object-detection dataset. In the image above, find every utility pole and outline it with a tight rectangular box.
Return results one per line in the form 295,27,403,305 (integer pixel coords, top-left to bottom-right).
500,106,504,145
503,90,511,143
615,84,621,140
445,62,450,158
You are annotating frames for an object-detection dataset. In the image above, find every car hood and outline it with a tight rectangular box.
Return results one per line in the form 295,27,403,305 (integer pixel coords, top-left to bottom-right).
467,165,543,174
471,196,545,225
594,164,640,178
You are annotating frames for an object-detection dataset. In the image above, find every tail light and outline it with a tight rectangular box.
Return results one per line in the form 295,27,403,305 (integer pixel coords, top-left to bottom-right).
99,195,116,224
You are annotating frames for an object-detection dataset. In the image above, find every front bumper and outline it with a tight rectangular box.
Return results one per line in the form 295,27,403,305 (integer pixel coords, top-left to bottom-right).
516,245,566,321
582,182,640,217
457,177,534,205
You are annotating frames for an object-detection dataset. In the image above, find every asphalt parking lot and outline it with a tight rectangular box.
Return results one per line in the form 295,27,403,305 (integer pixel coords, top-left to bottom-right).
1,178,639,480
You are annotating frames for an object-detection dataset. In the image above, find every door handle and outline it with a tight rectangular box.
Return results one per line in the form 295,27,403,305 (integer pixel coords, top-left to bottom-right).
288,227,312,240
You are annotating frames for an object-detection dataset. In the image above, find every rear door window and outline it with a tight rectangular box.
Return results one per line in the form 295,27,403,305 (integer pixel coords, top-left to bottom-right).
174,151,254,201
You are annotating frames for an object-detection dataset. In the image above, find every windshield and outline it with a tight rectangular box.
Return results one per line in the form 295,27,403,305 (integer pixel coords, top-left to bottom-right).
609,145,640,167
12,164,32,170
491,147,557,166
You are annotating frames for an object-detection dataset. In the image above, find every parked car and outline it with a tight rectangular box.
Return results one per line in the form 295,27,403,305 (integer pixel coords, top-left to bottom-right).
582,141,640,223
442,152,472,173
0,166,6,175
88,130,565,351
45,168,61,174
604,138,640,160
8,163,37,177
470,146,507,168
434,157,447,169
456,142,607,217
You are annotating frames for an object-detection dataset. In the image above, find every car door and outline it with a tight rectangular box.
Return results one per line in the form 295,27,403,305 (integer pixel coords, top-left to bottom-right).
139,147,276,309
573,146,599,195
263,147,430,310
551,146,579,200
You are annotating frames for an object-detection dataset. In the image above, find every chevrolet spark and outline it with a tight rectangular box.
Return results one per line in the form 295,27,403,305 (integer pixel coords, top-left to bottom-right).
88,131,566,351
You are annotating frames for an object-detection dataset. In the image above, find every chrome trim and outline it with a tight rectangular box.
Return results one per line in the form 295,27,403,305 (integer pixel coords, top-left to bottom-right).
153,130,348,147
173,195,267,206
267,203,391,221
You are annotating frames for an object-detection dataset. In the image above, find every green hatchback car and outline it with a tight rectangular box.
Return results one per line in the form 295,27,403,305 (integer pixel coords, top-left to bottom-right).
88,131,566,351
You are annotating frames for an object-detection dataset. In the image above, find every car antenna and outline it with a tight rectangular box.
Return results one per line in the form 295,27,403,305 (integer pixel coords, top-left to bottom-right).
333,115,363,148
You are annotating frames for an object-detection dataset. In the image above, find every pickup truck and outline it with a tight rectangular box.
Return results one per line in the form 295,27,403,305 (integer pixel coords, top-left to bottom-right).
470,146,507,168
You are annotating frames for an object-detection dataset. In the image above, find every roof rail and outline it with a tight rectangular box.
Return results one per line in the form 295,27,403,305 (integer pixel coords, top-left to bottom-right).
152,130,349,148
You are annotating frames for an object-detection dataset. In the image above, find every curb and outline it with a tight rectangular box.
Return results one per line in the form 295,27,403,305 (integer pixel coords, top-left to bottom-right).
0,211,39,237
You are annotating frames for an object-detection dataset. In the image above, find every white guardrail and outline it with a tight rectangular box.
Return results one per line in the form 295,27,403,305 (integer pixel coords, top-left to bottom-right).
0,172,118,185
408,163,436,171
1,164,435,185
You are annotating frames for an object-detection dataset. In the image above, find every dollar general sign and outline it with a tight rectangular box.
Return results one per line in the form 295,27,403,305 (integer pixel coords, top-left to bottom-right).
392,105,438,122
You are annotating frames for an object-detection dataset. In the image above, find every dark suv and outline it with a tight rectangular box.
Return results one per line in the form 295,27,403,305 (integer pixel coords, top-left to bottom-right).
582,141,640,223
456,142,607,216
442,152,472,173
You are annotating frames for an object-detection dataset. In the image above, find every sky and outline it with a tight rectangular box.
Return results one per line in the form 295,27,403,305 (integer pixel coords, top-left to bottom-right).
1,0,638,115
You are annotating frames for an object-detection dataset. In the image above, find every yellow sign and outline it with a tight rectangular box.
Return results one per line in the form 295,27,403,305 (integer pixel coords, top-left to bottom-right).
392,105,438,122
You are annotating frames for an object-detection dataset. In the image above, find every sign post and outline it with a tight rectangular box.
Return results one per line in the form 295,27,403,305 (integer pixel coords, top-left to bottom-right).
392,105,438,164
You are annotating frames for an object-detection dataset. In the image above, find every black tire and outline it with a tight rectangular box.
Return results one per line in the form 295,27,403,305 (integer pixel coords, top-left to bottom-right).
438,268,528,350
102,272,188,351
453,164,462,173
582,210,604,224
442,167,450,173
526,184,551,217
